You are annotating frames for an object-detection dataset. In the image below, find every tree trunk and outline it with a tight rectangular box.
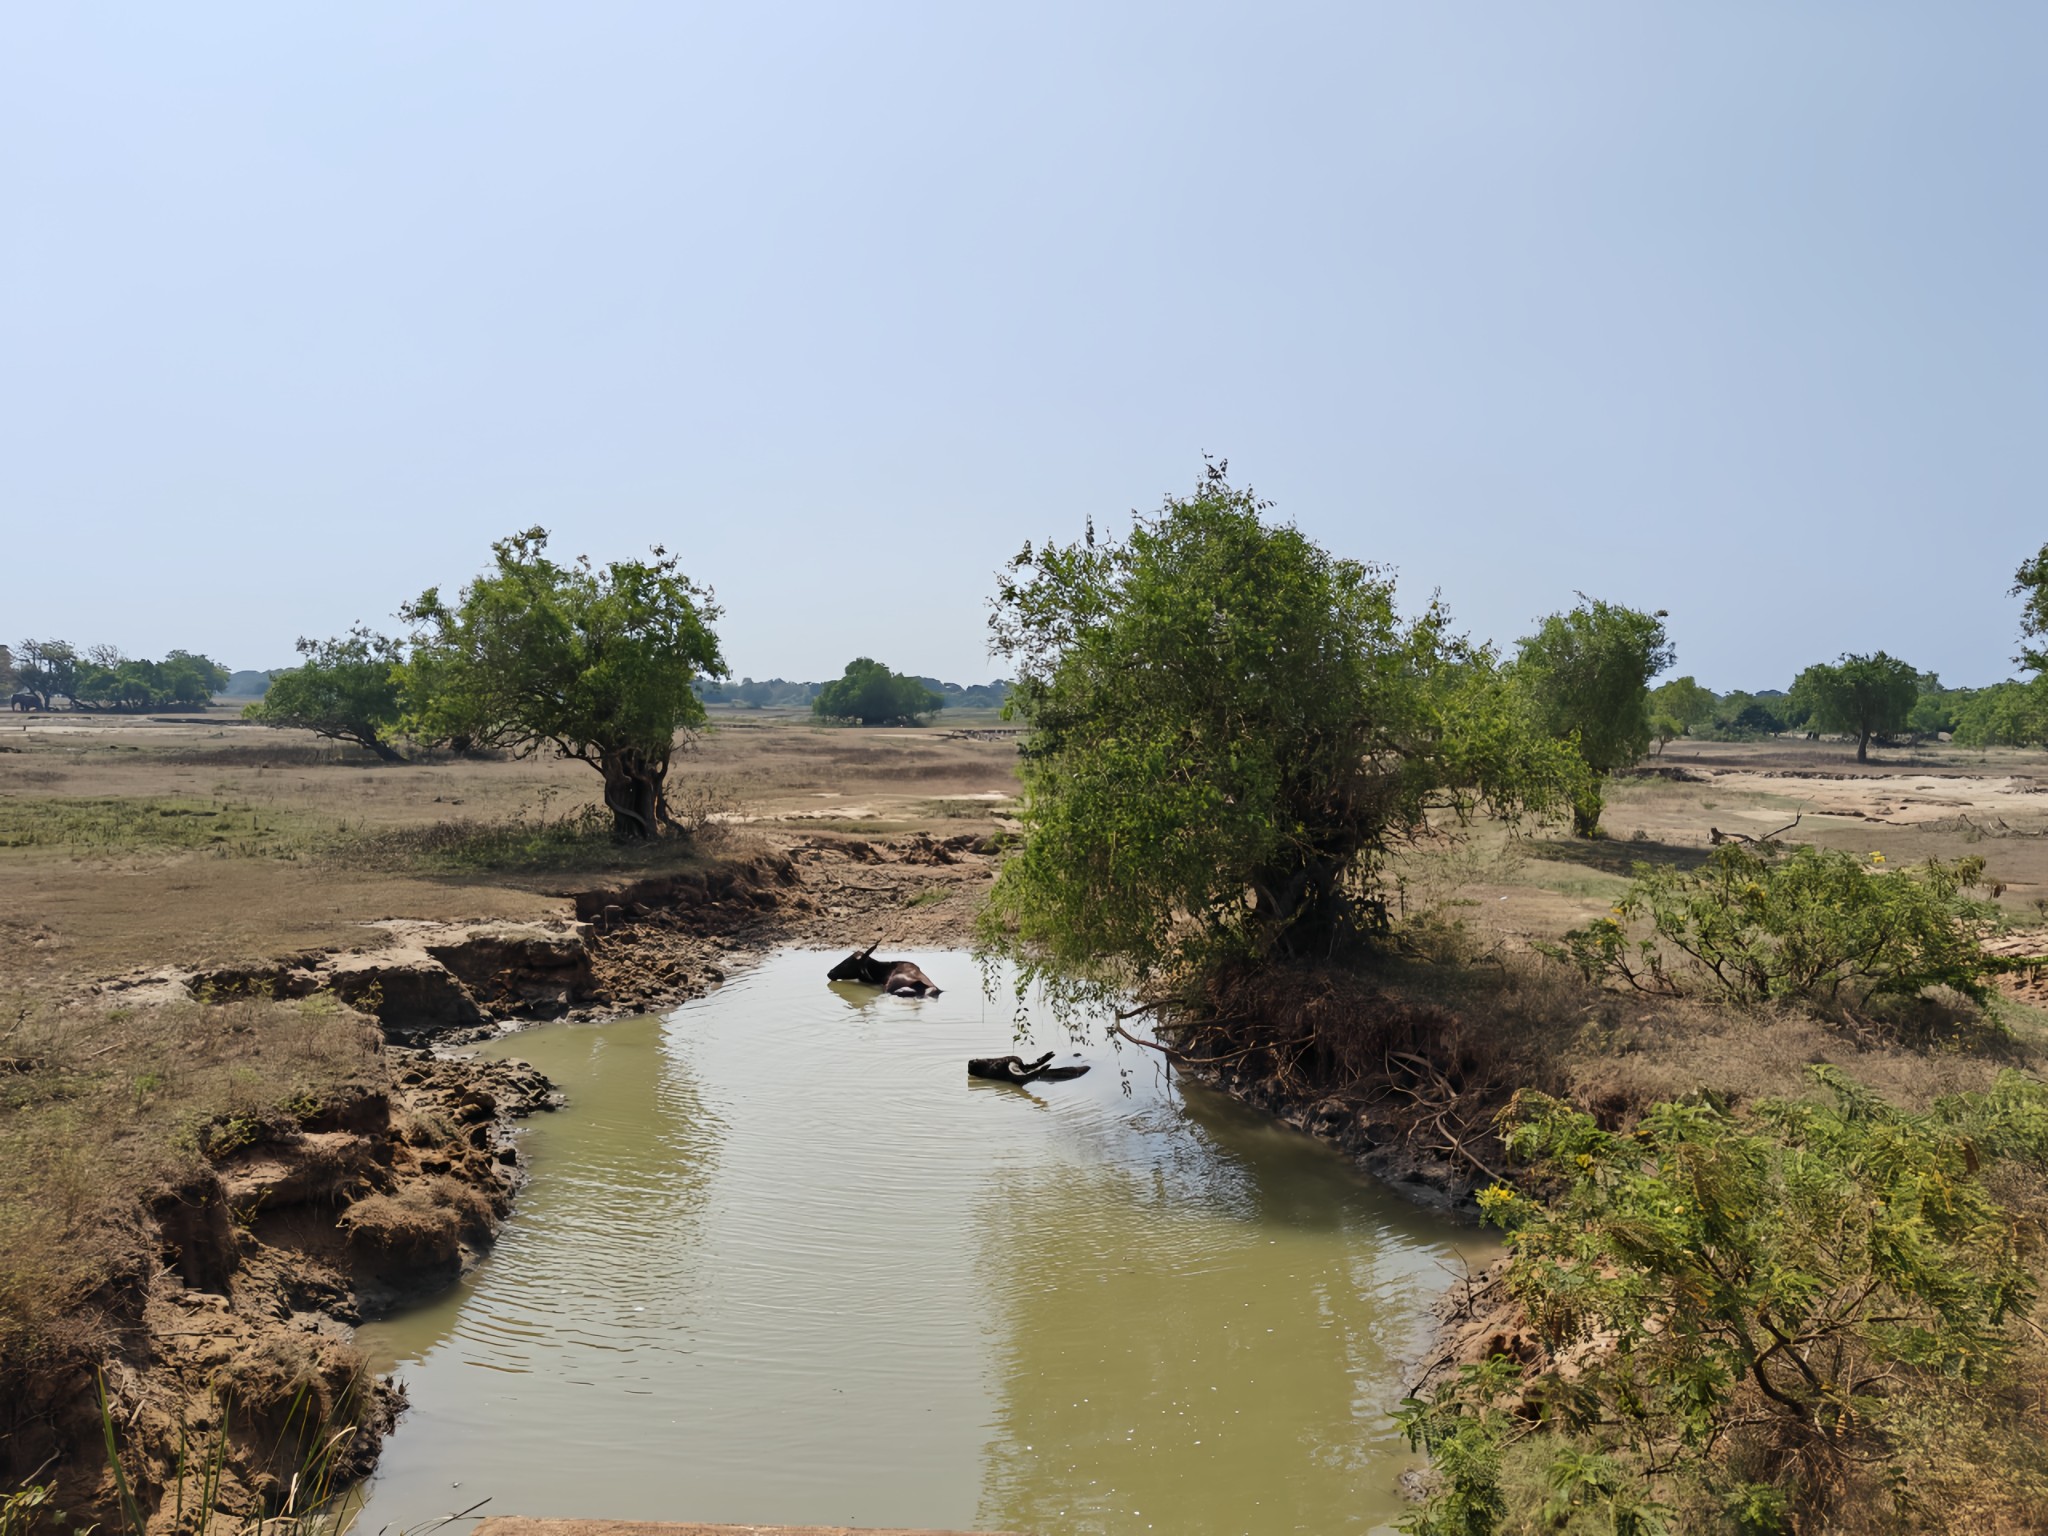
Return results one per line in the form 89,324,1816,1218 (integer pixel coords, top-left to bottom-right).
1572,782,1605,838
1263,854,1373,958
1857,731,1870,764
601,749,666,840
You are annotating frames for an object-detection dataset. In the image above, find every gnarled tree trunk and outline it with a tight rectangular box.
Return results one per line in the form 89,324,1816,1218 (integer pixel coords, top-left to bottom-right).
600,746,669,840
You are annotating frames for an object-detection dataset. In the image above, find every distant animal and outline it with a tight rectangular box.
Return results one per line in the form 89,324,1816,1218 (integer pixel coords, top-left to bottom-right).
8,693,37,713
826,942,943,996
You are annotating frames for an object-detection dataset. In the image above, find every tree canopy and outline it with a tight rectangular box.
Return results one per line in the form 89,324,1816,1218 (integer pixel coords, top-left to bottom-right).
401,528,726,838
69,649,229,710
12,639,78,709
1648,675,1715,735
1514,598,1674,835
2013,541,2048,674
1952,677,2048,748
977,465,1584,999
811,659,946,725
10,640,226,710
244,627,408,761
1790,651,1918,762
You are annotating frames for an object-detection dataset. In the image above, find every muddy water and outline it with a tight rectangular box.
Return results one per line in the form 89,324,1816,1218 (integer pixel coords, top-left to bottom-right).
354,950,1485,1536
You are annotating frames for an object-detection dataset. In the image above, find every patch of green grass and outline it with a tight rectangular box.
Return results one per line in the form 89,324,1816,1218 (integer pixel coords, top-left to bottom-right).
333,800,723,877
912,797,1010,820
905,886,949,908
1529,870,1633,903
0,796,325,859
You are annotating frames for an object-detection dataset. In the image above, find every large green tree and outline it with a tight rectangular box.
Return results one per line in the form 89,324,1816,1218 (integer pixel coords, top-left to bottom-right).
245,626,408,761
13,638,77,710
1514,598,1675,836
401,528,726,839
2013,541,2048,673
1648,674,1715,735
811,658,945,725
978,465,1583,995
1790,651,1918,763
1952,678,2048,748
70,649,228,710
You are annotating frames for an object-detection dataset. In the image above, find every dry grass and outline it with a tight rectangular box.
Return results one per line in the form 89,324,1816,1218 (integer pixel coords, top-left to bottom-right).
337,1177,494,1271
0,707,1022,1000
0,993,382,1377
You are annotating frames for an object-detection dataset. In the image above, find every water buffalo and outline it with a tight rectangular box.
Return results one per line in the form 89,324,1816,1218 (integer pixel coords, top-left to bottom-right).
967,1052,1091,1084
826,942,942,996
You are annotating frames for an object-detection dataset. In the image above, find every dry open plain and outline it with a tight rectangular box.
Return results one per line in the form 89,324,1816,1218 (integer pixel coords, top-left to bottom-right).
7,709,2048,1531
7,708,2048,998
0,704,1024,997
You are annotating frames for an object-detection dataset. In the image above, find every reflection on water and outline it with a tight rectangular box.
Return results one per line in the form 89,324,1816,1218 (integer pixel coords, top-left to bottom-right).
353,951,1486,1536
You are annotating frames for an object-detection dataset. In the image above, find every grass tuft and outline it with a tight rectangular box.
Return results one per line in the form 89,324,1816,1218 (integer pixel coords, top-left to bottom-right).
0,797,327,859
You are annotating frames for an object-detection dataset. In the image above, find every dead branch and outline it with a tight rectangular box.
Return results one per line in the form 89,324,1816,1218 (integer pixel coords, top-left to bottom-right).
1112,1020,1190,1061
1710,813,1802,846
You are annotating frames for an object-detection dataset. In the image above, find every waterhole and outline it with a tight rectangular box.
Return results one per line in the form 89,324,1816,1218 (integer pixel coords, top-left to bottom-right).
355,950,1485,1535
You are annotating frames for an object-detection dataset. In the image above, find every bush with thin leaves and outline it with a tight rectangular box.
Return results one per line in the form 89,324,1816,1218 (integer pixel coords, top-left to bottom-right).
1547,844,2000,1017
978,462,1586,1008
1397,1069,2048,1534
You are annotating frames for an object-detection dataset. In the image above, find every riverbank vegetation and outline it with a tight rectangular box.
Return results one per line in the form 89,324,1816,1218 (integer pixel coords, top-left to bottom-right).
982,462,1590,1001
8,505,2048,1532
976,490,2048,1533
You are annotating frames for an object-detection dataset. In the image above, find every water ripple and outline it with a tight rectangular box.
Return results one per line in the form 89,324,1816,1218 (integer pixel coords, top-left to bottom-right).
354,950,1490,1536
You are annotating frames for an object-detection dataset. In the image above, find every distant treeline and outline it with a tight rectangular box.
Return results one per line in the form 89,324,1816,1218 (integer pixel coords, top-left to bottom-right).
1651,669,2048,750
695,675,1011,711
3,639,230,712
0,640,1006,717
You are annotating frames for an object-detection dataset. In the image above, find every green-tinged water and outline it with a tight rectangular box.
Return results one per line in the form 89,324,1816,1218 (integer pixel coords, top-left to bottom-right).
353,950,1486,1536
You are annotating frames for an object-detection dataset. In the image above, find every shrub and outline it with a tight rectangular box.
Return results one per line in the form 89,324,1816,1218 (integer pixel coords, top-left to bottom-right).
979,462,1584,1003
1399,1069,2048,1533
1547,844,2001,1016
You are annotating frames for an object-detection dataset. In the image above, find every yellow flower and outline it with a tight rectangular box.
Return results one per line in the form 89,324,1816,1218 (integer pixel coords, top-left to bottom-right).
1870,852,1886,863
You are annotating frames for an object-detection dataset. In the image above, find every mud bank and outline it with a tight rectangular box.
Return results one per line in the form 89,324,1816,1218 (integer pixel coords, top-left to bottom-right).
19,833,1001,1532
11,1051,560,1531
1188,1054,1485,1215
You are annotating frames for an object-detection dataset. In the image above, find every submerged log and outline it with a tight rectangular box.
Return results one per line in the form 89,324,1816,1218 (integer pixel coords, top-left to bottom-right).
826,941,943,996
967,1052,1092,1085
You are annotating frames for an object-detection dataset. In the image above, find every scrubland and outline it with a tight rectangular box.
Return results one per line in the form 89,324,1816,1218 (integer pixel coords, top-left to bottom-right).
6,707,2048,1531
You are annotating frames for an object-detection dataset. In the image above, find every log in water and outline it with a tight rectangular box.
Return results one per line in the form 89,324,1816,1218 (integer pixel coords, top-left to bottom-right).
354,950,1489,1536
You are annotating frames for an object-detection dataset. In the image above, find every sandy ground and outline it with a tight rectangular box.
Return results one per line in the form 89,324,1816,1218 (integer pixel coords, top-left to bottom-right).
10,711,2048,999
1381,737,2048,955
0,707,1022,997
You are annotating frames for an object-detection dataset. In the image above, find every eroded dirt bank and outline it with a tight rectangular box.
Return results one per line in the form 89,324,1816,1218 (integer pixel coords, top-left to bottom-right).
11,831,997,1533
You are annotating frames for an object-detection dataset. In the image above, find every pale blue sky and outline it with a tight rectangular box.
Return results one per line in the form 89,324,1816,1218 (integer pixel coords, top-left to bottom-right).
3,4,2042,688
